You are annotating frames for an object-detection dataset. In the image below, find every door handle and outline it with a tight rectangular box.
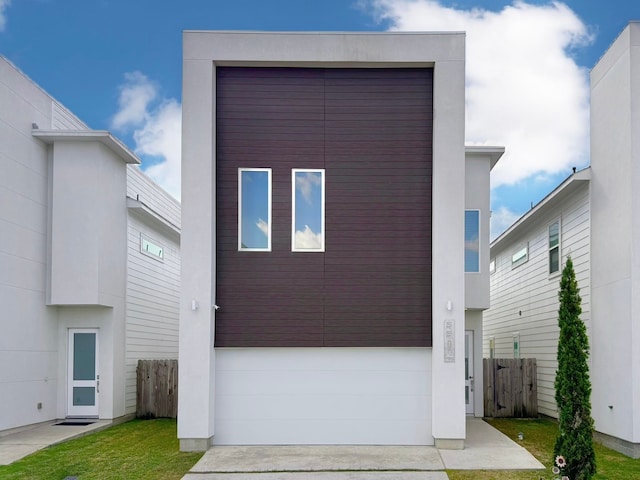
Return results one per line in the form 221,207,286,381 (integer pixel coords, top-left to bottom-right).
469,375,474,392
96,375,100,394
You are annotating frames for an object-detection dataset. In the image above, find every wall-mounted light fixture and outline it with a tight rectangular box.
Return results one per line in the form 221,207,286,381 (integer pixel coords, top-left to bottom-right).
446,300,453,311
191,299,199,311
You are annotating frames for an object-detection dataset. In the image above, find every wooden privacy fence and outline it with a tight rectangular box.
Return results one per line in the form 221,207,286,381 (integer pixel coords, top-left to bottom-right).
136,359,178,419
484,358,538,418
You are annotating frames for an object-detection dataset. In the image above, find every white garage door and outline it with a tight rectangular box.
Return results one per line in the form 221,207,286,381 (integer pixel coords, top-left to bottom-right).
213,347,432,445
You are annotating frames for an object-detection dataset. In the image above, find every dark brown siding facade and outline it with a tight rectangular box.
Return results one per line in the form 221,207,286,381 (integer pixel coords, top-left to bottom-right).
215,67,433,347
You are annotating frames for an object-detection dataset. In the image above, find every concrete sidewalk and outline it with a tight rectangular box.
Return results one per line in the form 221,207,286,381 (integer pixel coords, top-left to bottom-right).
0,419,112,465
182,417,544,480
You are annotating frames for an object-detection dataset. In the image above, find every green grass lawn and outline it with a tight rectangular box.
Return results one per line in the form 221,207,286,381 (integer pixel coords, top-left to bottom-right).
0,419,203,480
448,417,640,480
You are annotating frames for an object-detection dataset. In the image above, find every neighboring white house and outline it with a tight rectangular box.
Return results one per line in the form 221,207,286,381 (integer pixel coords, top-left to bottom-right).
0,56,180,433
484,168,591,415
179,30,502,451
484,22,640,458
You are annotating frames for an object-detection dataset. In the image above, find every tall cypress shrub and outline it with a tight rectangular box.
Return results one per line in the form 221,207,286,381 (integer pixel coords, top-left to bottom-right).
554,256,596,480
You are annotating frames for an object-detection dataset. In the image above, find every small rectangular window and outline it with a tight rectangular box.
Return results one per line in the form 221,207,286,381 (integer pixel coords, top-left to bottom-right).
489,259,496,274
464,210,480,273
292,169,325,252
512,244,528,267
513,334,520,359
141,234,164,261
549,220,560,274
239,168,272,251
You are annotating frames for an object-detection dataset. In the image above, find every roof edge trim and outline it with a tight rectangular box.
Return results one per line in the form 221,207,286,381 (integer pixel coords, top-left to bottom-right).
32,130,140,165
491,167,591,249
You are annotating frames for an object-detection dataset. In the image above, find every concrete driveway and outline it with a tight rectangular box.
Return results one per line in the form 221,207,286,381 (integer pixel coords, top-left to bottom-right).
181,417,544,480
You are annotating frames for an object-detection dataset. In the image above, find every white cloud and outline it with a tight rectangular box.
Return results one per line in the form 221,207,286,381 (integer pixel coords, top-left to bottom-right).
0,0,10,31
111,72,182,200
256,218,269,237
465,237,479,253
296,172,322,204
490,205,521,241
111,72,157,130
366,0,593,188
295,225,322,249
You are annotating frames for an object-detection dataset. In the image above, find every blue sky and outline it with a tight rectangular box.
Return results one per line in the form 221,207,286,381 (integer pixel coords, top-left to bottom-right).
1,0,638,238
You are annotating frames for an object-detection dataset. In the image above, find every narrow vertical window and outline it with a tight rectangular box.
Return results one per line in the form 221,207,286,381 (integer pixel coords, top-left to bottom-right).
292,169,325,252
513,334,520,359
238,168,271,251
549,220,560,274
464,210,480,273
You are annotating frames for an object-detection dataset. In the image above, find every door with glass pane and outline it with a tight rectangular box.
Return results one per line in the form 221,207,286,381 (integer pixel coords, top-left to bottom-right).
68,329,99,417
465,330,474,415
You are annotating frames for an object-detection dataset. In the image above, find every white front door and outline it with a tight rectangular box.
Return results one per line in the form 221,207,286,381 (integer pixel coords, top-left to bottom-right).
68,329,99,417
465,330,474,415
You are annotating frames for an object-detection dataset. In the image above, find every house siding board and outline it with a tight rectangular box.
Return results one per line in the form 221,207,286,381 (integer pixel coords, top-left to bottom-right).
124,170,181,413
126,167,181,229
51,101,88,130
215,66,432,347
484,183,590,417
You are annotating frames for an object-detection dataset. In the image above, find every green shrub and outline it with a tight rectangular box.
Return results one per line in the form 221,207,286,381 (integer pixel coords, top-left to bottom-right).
554,256,596,480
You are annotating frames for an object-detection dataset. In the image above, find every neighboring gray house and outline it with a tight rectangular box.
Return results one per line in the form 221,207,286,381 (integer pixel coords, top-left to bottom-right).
484,22,640,457
178,30,502,451
0,56,180,433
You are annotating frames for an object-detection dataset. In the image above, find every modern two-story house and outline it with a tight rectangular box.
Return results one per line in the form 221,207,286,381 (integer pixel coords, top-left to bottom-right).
178,30,502,450
0,56,181,434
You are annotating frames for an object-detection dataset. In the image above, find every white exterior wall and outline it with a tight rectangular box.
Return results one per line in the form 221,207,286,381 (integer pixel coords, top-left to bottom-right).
48,141,128,307
0,57,84,431
484,180,590,417
590,22,640,449
43,138,130,421
465,149,500,309
464,148,504,418
124,167,181,414
180,31,466,449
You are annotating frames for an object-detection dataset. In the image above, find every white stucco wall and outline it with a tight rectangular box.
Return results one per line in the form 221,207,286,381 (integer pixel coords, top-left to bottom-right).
180,31,466,448
590,22,640,446
464,148,502,309
48,141,128,307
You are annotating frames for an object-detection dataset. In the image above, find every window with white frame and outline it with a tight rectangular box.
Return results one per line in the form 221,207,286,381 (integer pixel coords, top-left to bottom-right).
464,210,480,273
549,220,560,274
238,168,272,251
511,244,528,268
292,169,325,252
